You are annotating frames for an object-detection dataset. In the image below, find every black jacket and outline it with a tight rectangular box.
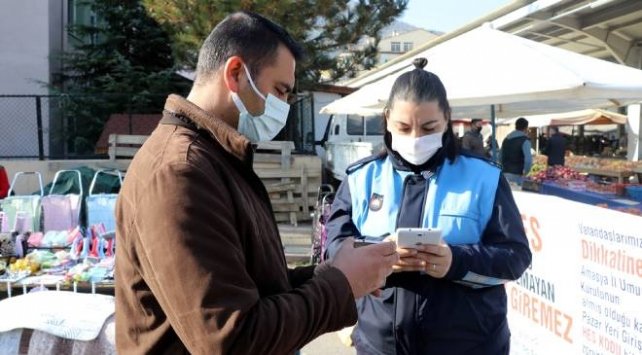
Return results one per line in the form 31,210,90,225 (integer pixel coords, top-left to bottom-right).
544,133,566,166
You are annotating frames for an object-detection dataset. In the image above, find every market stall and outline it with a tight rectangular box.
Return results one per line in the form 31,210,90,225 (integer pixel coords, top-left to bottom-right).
0,291,115,353
563,156,637,183
496,109,628,158
632,165,642,183
525,158,642,216
0,169,120,298
539,182,640,211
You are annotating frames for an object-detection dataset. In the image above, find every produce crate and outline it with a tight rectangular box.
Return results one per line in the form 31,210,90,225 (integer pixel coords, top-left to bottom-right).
556,179,587,191
586,182,616,195
521,179,541,193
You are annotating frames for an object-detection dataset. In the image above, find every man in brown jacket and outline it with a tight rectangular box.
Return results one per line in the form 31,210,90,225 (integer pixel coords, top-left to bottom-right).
115,11,398,354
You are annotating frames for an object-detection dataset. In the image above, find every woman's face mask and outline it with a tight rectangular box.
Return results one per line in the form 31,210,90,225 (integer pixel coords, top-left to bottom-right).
386,100,448,165
232,64,290,142
391,131,443,165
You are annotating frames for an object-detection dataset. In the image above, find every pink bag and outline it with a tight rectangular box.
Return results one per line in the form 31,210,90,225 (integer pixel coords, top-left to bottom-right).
27,232,44,247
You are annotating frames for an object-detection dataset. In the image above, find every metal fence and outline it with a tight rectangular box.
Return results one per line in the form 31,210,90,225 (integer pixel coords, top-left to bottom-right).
0,93,317,160
0,94,169,160
0,95,47,159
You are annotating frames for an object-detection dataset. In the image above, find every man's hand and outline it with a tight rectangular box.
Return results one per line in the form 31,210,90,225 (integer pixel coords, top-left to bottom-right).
330,238,399,299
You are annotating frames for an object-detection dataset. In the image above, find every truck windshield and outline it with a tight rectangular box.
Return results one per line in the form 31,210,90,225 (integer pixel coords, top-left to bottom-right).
347,115,364,135
365,115,384,135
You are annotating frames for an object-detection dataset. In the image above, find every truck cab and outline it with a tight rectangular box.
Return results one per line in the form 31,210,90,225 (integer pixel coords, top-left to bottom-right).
317,113,385,183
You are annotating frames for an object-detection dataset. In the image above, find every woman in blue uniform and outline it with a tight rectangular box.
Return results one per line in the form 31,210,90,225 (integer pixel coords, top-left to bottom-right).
325,58,532,355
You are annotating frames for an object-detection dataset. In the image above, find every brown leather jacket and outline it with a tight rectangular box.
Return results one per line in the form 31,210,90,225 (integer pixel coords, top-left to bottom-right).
115,95,357,354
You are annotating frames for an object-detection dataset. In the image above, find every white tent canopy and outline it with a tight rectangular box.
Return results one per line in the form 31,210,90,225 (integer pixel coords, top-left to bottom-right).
320,26,642,118
497,109,628,128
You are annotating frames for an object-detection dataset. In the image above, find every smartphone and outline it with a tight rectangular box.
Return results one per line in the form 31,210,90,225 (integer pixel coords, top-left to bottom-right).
354,240,378,248
353,234,389,248
396,228,442,248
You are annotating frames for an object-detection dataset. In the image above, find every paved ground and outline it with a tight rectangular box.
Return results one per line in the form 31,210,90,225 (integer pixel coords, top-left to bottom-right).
301,330,356,355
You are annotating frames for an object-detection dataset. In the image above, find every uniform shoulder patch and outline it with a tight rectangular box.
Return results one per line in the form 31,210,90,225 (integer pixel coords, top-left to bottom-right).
346,151,387,175
369,193,384,211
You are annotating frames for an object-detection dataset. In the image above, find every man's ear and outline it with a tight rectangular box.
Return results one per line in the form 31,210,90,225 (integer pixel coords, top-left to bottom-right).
223,56,244,93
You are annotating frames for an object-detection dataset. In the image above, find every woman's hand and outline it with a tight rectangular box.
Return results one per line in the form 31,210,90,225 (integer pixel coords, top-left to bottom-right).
384,235,427,273
415,243,452,278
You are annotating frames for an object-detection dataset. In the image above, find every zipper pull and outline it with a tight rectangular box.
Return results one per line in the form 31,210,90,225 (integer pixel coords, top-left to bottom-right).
421,171,434,180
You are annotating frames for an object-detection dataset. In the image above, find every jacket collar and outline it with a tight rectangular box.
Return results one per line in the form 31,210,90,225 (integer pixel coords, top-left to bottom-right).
506,130,528,140
465,130,482,138
163,94,252,162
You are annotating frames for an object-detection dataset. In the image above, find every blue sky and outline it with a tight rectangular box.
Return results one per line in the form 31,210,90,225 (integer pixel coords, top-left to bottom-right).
400,0,512,33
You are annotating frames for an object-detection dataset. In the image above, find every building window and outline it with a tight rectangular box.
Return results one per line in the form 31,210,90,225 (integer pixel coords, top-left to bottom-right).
391,42,401,53
403,42,413,52
67,0,76,24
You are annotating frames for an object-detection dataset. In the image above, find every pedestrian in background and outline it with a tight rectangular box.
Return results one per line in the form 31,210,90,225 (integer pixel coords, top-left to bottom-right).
461,118,485,156
543,126,566,166
500,117,532,184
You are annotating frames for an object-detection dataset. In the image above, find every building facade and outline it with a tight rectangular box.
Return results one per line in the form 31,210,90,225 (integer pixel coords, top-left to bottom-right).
378,29,440,64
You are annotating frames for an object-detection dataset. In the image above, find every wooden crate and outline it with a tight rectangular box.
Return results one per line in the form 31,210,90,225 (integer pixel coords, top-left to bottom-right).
108,134,148,160
254,141,301,225
254,142,322,226
105,137,320,225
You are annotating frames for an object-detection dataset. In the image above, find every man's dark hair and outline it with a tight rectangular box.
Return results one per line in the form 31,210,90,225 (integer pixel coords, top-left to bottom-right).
195,11,305,83
516,117,529,131
385,57,457,161
471,118,482,125
550,126,559,134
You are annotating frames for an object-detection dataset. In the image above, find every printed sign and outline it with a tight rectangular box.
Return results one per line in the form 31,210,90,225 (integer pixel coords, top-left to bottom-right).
509,191,642,355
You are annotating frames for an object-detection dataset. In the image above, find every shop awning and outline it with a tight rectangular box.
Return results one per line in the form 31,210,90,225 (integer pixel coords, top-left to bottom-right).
320,26,642,118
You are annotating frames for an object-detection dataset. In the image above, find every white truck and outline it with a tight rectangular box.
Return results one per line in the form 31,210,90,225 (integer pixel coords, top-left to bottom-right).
315,113,384,183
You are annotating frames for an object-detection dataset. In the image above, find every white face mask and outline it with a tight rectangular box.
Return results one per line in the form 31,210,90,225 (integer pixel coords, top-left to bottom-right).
391,131,443,166
232,64,290,142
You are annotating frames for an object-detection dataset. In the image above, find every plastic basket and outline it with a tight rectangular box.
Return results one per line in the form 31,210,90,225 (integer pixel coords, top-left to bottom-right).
86,170,123,232
625,185,642,202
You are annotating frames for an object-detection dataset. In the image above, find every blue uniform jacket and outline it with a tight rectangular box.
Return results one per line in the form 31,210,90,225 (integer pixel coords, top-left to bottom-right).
325,147,532,355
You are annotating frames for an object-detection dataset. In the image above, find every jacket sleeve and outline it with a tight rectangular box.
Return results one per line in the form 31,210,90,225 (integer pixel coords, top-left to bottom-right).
522,139,533,174
443,175,532,288
541,140,549,156
324,179,361,260
133,163,357,354
288,265,316,288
